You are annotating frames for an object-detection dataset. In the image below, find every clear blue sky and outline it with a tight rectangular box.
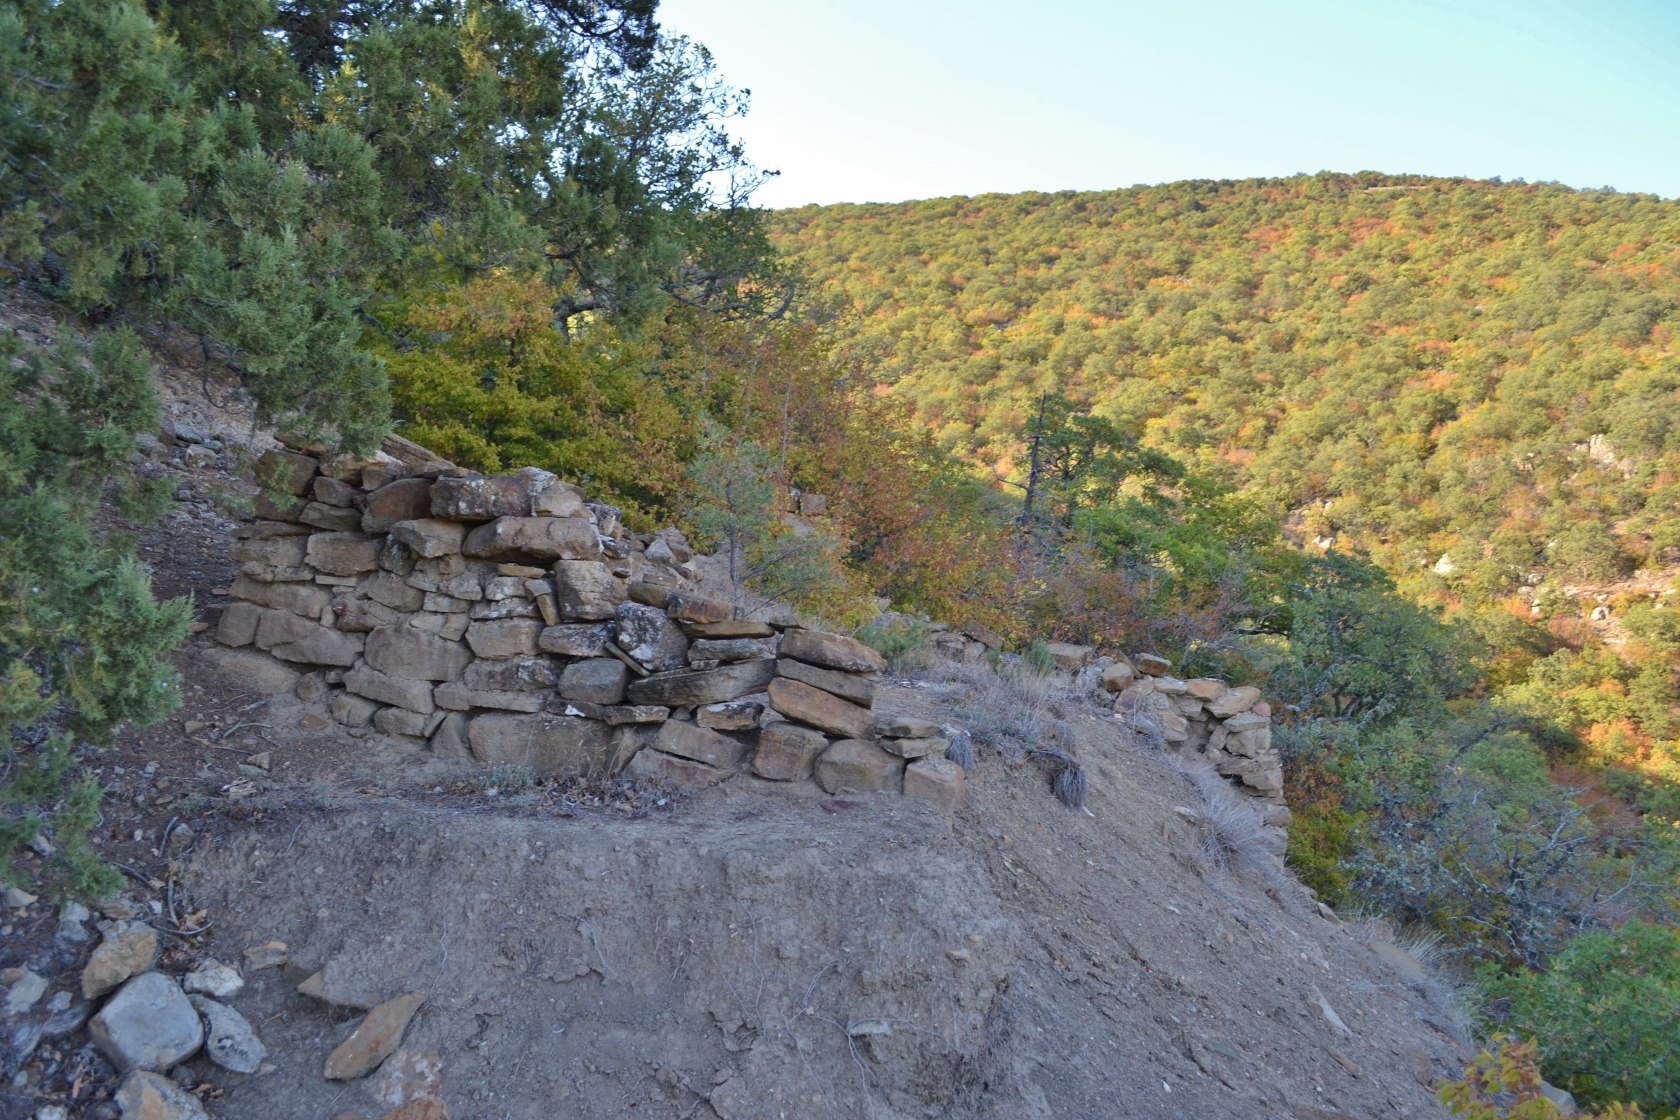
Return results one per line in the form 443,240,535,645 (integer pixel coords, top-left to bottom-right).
657,0,1680,208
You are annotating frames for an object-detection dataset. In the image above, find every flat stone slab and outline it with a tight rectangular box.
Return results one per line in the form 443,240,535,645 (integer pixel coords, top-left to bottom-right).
624,748,731,787
654,720,747,769
775,658,875,707
626,660,776,707
90,971,203,1072
768,678,875,740
779,629,887,674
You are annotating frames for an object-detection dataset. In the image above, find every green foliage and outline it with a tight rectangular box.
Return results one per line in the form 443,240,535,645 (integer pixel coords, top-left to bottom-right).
1440,1038,1644,1120
1,328,193,896
1480,922,1680,1115
854,618,931,673
1022,639,1057,676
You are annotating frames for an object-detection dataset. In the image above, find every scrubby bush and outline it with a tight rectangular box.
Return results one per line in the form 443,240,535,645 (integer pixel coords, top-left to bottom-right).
855,617,931,673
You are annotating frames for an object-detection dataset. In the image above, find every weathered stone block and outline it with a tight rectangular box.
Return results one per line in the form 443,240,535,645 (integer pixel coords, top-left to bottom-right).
682,619,774,639
231,535,307,569
697,700,762,731
253,609,364,666
464,618,541,659
463,517,601,562
1207,685,1262,718
433,680,545,713
654,720,747,769
344,663,435,713
373,706,435,738
603,704,669,725
1221,710,1269,733
201,647,301,695
779,629,887,674
255,449,317,496
1100,662,1136,692
464,657,558,693
305,532,382,576
330,692,380,727
1153,676,1189,696
626,660,777,707
878,714,939,738
215,601,262,647
623,748,729,788
774,658,876,707
814,738,903,794
537,623,613,657
389,519,465,559
615,602,689,672
751,723,826,781
89,972,203,1072
881,736,948,760
1186,678,1228,701
467,713,615,776
1135,653,1173,677
689,637,775,663
1045,642,1093,672
553,560,623,620
666,592,734,624
299,501,364,532
362,478,435,532
559,658,628,705
430,712,470,758
310,475,363,508
768,678,875,739
469,597,537,620
429,475,496,520
627,579,673,608
364,624,471,681
903,756,966,812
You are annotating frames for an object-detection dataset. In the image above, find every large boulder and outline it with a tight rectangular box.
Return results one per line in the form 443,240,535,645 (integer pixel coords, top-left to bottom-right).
89,972,203,1071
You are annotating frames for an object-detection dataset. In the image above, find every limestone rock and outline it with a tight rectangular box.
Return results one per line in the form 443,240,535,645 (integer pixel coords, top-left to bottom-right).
1099,662,1135,692
615,603,689,672
878,714,938,738
434,681,544,713
1207,685,1262,717
229,575,330,617
537,623,612,657
373,706,435,738
114,1069,210,1120
243,941,289,971
552,560,623,620
1152,675,1189,696
775,658,875,707
3,970,46,1015
365,625,471,681
696,700,762,731
623,748,729,788
768,678,876,740
604,705,669,725
331,692,381,727
1135,653,1172,677
181,960,243,1000
664,593,734,624
686,637,773,663
751,723,826,781
345,664,436,714
653,720,746,769
779,629,888,674
881,736,948,760
428,476,496,521
307,532,384,576
430,713,470,758
361,571,427,612
300,501,365,532
81,922,159,999
363,478,436,532
190,996,267,1074
463,517,601,563
1045,642,1093,672
463,657,557,693
324,993,425,1081
389,520,465,559
464,618,541,659
814,739,903,794
467,713,615,775
626,660,776,707
255,449,317,496
1186,678,1228,701
559,658,628,705
903,756,967,811
89,972,203,1071
682,620,774,639
204,646,306,697
253,609,364,666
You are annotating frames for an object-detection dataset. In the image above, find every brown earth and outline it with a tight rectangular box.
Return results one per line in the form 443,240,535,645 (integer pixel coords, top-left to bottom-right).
3,293,1469,1119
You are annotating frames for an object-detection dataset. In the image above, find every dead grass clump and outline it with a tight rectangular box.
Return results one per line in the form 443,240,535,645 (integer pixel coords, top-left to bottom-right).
922,656,1088,810
1169,754,1283,883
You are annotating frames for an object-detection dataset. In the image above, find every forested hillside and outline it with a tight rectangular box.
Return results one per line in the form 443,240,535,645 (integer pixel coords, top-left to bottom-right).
772,175,1680,602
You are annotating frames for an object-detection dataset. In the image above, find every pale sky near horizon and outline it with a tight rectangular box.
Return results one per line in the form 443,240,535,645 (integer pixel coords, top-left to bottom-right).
657,0,1680,208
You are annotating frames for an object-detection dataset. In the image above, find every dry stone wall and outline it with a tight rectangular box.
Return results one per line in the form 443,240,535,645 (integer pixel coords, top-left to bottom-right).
213,445,963,812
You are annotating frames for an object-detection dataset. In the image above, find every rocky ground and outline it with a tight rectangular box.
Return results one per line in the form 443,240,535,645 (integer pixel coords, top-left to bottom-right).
1,296,1472,1119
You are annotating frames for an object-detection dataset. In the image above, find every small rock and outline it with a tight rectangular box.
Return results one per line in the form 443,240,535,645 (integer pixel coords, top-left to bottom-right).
82,921,161,999
114,1069,209,1120
3,886,36,909
242,941,288,972
190,996,267,1074
182,720,208,735
181,960,243,1000
246,752,271,771
373,1048,444,1109
89,972,204,1071
299,713,330,730
324,993,426,1080
3,971,47,1015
